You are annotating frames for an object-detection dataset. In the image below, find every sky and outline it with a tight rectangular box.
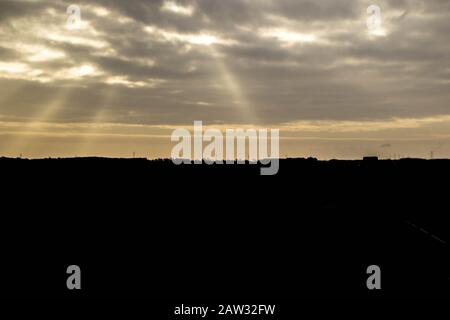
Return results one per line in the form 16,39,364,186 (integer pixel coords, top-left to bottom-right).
0,0,449,159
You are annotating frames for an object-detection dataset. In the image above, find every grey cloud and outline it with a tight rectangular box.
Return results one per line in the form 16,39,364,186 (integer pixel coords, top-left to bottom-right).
0,0,449,126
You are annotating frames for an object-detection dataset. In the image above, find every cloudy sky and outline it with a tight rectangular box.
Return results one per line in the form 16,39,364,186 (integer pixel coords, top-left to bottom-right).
0,0,449,159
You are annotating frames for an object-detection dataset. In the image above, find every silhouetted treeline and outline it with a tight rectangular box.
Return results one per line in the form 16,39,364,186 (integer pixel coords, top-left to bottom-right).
0,157,448,299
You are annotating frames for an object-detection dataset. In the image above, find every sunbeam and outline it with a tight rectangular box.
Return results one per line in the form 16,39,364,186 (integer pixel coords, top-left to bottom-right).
0,88,71,157
207,46,257,125
75,86,120,156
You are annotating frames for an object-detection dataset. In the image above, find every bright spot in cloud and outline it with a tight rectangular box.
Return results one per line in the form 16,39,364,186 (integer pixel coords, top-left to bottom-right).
46,32,107,48
0,62,49,82
195,101,213,106
28,48,66,62
0,62,30,74
67,65,97,78
260,28,317,44
145,27,228,46
1,43,66,62
91,6,110,17
368,27,387,37
188,34,217,46
106,76,155,88
161,1,194,16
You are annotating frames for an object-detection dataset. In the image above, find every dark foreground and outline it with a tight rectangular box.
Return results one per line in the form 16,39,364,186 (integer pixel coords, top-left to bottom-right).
0,157,449,301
